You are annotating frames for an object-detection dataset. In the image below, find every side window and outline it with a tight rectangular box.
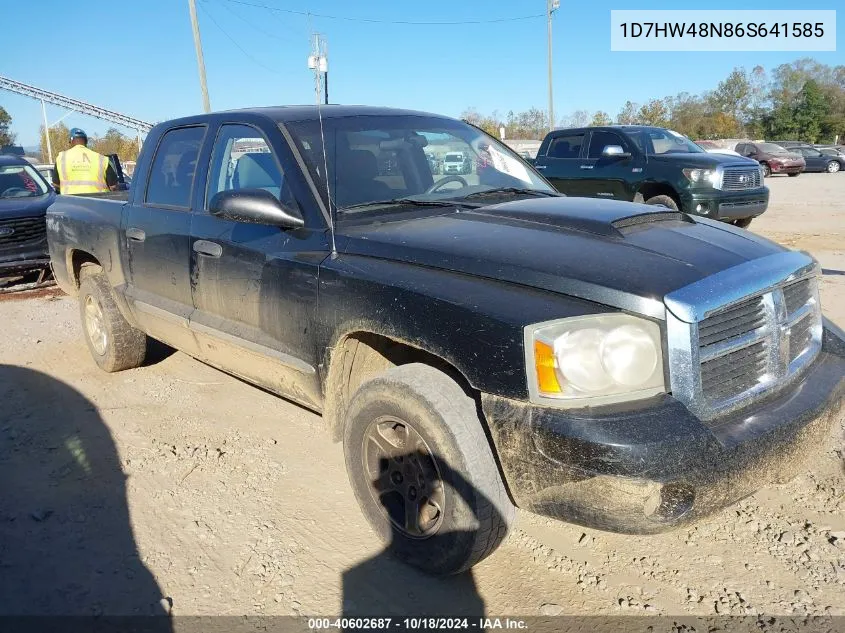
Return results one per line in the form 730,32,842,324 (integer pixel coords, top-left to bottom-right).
546,133,585,159
735,143,746,155
206,123,298,210
587,130,627,159
145,126,206,208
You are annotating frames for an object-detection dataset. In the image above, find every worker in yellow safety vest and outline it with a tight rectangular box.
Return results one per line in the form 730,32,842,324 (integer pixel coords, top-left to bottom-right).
53,128,118,195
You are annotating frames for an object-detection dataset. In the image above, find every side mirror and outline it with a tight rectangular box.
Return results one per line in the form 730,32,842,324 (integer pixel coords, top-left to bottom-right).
209,188,304,229
602,145,631,159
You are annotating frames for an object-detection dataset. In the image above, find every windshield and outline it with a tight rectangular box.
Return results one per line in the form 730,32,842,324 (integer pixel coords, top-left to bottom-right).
285,115,553,212
629,128,705,155
759,143,790,154
0,164,50,198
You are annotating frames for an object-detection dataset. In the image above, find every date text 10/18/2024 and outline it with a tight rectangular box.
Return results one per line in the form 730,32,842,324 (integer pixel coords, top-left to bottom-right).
308,618,528,630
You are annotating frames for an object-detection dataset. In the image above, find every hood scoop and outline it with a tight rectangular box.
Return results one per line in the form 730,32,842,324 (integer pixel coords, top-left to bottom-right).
612,211,692,229
475,197,694,238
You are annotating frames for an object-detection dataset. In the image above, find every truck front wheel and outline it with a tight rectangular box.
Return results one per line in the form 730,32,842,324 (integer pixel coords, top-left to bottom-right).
343,363,514,575
645,194,679,212
78,265,147,372
733,218,753,228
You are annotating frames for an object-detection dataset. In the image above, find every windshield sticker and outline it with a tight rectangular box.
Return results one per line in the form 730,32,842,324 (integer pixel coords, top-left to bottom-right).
484,145,532,184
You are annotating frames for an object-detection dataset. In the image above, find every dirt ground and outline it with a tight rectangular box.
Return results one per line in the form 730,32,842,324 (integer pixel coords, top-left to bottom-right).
0,172,843,620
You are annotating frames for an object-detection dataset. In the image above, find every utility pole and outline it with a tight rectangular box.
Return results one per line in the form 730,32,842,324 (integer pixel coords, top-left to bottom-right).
40,99,52,163
547,0,560,132
188,0,211,113
308,34,328,105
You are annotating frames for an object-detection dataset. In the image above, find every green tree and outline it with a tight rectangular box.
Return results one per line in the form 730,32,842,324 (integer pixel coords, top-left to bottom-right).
709,68,751,127
589,111,612,126
616,101,639,125
0,106,15,147
792,79,828,142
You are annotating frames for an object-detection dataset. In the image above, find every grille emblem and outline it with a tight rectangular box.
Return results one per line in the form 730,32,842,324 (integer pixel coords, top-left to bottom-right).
738,175,748,184
0,227,15,237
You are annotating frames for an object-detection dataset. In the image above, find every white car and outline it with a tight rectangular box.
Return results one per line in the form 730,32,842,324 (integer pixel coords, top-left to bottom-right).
696,141,741,157
442,151,471,175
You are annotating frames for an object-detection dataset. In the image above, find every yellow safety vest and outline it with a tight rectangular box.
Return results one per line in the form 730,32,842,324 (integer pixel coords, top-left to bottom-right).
56,145,109,195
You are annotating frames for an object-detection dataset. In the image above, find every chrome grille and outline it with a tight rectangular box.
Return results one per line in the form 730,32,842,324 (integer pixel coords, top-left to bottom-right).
665,252,823,421
0,217,46,246
721,166,762,191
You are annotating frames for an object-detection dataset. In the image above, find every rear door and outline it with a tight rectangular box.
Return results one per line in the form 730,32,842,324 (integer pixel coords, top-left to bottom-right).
578,129,639,201
796,147,825,171
123,125,206,352
532,131,587,195
188,121,328,409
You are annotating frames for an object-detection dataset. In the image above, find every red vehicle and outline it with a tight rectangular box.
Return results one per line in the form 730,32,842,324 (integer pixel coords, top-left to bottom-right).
735,142,805,177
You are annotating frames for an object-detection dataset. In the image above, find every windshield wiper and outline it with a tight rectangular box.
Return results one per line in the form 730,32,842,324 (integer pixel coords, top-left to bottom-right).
339,198,474,213
460,187,562,199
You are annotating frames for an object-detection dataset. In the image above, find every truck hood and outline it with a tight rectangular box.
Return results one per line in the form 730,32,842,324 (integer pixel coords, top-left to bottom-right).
339,197,785,319
0,192,55,220
647,152,759,168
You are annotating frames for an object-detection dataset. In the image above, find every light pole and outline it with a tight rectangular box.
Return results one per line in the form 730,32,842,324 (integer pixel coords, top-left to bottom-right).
308,34,328,105
547,0,560,132
188,0,211,113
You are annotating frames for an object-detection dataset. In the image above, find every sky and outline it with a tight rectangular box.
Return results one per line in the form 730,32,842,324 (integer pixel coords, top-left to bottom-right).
2,0,843,148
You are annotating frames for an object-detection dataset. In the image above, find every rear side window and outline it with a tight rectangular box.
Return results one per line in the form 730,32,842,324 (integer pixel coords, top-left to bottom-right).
145,126,206,208
587,130,627,158
546,133,585,159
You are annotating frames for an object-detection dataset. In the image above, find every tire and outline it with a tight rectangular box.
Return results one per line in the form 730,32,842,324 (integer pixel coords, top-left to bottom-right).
788,172,800,177
761,163,772,178
343,363,514,576
827,161,841,173
78,264,147,372
645,194,679,212
733,218,753,228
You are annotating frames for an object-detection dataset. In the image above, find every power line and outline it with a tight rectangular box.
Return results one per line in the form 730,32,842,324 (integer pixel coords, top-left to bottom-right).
213,0,303,41
197,1,283,75
220,0,544,25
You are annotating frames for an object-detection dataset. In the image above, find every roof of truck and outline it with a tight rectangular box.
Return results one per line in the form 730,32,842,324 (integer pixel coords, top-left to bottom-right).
0,154,31,167
157,105,448,130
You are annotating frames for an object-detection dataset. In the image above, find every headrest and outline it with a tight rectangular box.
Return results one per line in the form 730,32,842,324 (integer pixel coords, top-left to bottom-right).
234,153,279,189
339,149,378,180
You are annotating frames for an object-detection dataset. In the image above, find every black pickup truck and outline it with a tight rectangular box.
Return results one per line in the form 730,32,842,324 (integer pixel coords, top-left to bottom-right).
533,125,769,227
47,106,844,575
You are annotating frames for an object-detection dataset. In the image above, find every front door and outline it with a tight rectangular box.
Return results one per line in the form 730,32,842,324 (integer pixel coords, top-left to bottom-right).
124,125,206,353
189,122,328,409
578,129,639,201
533,131,587,196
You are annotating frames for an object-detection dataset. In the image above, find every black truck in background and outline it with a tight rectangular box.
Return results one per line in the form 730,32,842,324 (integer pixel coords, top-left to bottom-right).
533,125,769,227
46,106,844,575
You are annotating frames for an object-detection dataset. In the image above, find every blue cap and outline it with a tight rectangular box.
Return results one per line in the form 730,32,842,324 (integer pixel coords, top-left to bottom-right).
69,128,87,141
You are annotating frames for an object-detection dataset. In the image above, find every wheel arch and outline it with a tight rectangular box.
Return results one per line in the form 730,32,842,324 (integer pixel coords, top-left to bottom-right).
67,249,103,290
635,181,682,208
322,330,478,443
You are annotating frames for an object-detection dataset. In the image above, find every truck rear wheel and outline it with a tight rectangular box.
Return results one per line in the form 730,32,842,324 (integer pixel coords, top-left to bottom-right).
343,363,514,575
78,265,147,372
645,194,679,212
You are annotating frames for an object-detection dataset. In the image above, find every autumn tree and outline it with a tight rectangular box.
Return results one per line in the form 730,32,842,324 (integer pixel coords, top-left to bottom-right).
40,123,72,163
637,99,670,127
589,111,612,126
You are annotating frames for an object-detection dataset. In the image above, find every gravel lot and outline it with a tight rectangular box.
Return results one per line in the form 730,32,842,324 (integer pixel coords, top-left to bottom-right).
0,172,843,620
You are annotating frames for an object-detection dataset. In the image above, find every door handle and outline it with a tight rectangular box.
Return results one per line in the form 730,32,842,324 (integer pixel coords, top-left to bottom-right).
126,227,145,242
193,240,223,258
580,165,594,170
534,164,547,170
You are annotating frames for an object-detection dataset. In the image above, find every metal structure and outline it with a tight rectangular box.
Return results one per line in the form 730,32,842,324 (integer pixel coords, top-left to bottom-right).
308,34,328,105
0,74,155,147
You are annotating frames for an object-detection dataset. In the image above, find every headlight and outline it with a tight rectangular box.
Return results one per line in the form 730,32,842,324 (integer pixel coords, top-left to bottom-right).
682,168,718,187
525,314,666,407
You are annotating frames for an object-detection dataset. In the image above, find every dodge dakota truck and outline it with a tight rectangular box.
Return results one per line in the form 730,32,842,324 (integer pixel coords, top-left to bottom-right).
46,106,844,575
533,125,770,227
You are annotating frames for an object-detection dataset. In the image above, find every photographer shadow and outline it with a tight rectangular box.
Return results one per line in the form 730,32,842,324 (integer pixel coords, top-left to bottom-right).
341,453,503,622
0,365,170,626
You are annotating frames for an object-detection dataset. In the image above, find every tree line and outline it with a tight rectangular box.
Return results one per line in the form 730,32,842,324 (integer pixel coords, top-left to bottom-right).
40,123,141,164
463,58,845,143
